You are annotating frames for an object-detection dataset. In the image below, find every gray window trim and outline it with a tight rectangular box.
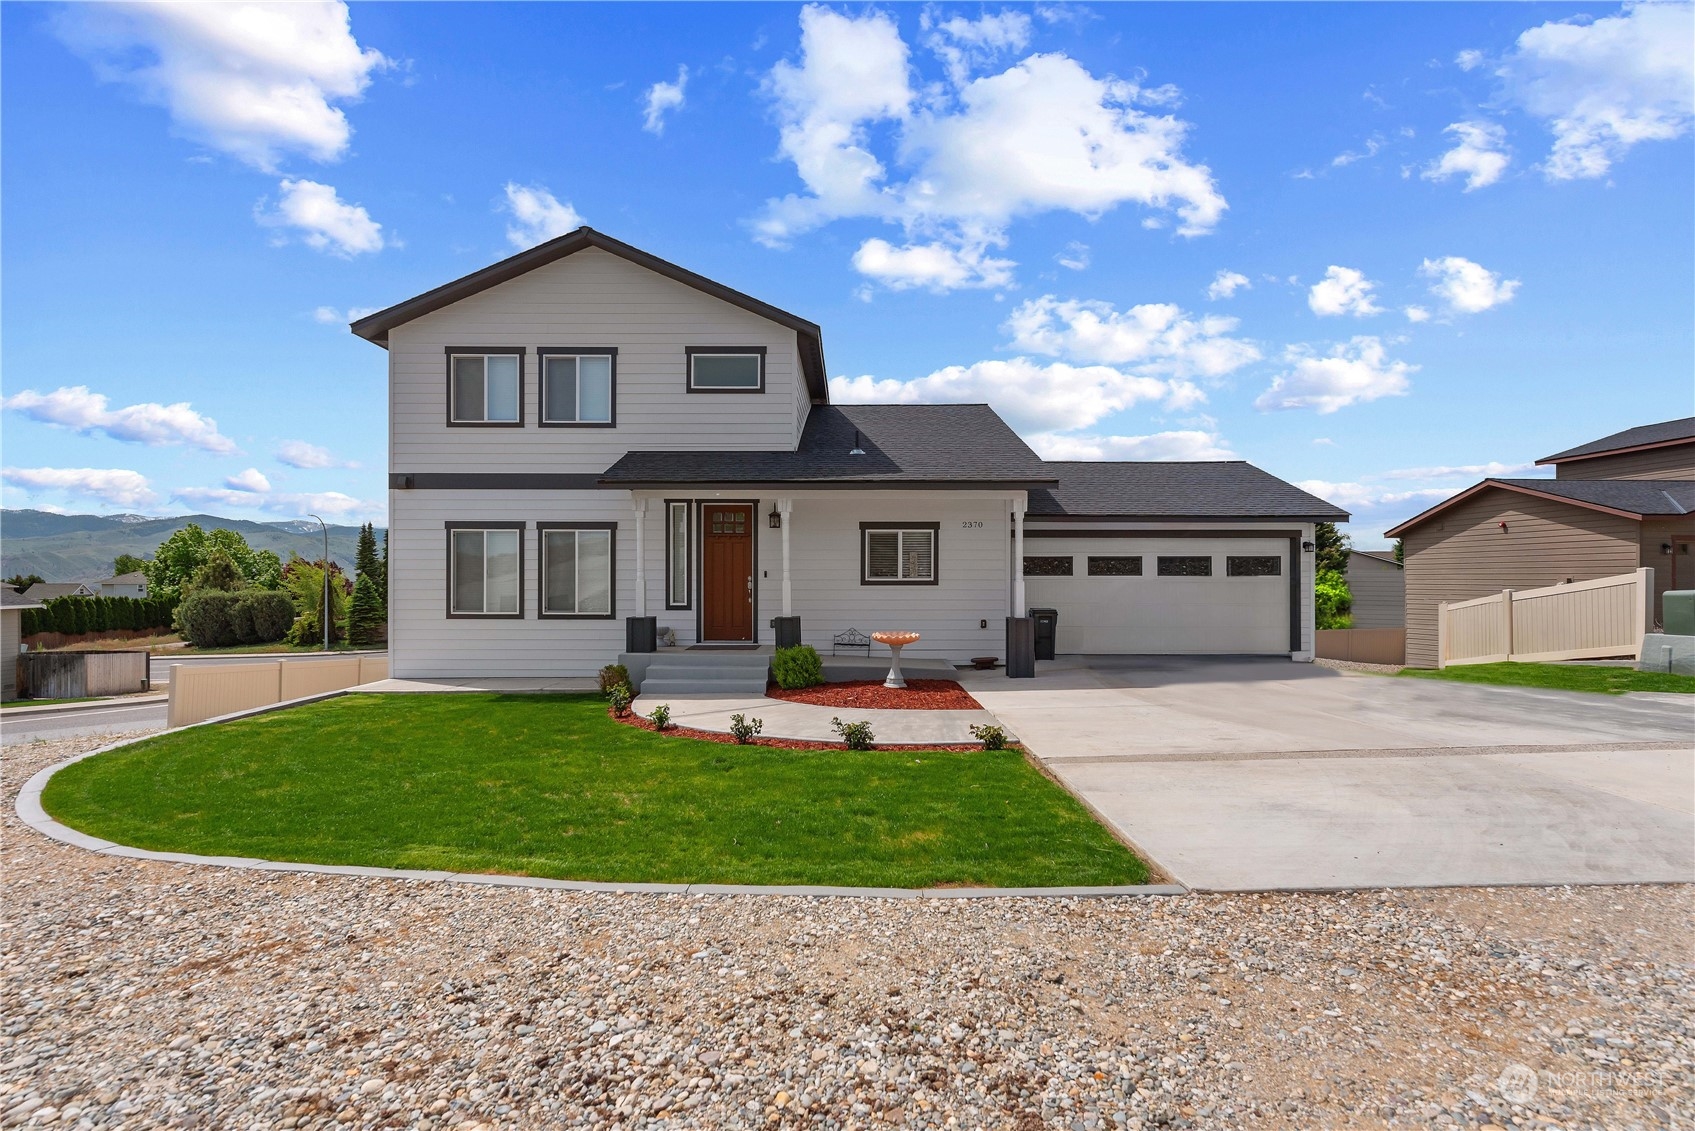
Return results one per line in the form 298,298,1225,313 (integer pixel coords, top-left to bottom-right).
444,522,525,619
444,346,526,427
536,522,618,620
860,522,940,586
686,346,766,394
537,347,618,428
664,499,692,610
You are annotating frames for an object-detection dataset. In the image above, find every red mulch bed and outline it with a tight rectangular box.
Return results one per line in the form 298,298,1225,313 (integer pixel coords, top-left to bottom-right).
764,679,983,711
610,709,986,751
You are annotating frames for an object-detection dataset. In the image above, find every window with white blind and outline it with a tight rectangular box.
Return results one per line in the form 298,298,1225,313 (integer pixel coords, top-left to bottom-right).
447,350,523,424
447,525,522,616
540,524,615,618
861,523,939,585
540,350,615,425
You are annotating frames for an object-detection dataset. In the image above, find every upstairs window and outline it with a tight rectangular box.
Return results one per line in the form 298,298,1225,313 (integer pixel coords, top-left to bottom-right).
687,347,765,393
448,349,523,424
862,524,938,584
448,525,522,616
541,350,616,425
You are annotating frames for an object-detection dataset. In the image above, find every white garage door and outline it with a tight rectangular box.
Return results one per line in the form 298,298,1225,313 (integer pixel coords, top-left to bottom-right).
1023,537,1291,655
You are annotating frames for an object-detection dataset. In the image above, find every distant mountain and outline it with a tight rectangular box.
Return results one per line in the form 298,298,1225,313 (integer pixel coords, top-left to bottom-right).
0,510,384,582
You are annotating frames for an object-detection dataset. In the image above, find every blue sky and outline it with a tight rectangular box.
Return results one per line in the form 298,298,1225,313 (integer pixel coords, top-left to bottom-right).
3,1,1690,545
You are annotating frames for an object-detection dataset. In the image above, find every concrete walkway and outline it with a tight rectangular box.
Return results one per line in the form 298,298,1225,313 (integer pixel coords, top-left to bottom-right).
630,692,996,744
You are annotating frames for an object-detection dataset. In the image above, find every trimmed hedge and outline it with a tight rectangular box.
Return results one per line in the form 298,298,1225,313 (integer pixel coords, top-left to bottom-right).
20,595,176,638
178,590,295,648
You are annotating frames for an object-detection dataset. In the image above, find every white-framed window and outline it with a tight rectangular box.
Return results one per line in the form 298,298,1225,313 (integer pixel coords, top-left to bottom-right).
686,347,765,392
448,525,522,616
448,351,522,424
540,524,615,618
861,524,938,584
540,351,615,425
665,501,690,609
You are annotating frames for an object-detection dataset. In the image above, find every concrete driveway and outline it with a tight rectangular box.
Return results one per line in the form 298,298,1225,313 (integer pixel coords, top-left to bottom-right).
963,657,1694,891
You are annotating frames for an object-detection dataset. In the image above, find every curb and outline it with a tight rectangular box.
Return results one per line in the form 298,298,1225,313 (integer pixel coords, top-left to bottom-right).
1,693,170,717
14,731,1186,901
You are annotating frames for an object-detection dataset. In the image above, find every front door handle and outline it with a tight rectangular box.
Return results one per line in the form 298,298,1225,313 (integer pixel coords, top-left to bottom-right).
747,575,754,603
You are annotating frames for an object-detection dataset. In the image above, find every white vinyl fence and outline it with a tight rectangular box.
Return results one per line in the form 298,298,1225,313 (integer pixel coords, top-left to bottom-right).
167,655,389,728
1438,568,1653,668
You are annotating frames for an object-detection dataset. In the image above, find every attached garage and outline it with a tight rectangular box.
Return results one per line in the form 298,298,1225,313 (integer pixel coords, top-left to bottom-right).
1024,462,1350,660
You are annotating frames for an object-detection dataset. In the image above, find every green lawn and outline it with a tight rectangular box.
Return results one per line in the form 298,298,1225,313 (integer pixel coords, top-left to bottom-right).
41,693,1145,888
1400,661,1695,695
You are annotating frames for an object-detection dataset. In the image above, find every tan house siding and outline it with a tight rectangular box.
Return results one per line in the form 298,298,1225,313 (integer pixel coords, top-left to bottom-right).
1553,443,1695,480
1403,489,1640,668
1,609,21,701
1344,551,1405,628
1640,518,1695,624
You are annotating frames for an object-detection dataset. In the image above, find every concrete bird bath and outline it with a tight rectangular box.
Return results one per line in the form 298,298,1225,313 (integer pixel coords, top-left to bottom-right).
870,630,921,689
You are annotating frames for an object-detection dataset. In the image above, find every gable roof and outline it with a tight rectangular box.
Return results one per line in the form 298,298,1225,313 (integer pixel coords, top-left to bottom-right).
350,227,829,403
1538,416,1695,464
1027,461,1349,522
2,588,44,610
600,404,1055,488
1351,549,1402,567
17,582,94,600
1384,476,1695,536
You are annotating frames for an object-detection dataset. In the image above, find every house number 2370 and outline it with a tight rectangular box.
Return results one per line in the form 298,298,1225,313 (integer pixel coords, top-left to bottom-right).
960,520,984,528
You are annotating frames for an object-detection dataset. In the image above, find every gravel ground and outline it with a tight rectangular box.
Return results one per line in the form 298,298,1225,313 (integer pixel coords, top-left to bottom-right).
1313,658,1406,676
4,734,1691,1130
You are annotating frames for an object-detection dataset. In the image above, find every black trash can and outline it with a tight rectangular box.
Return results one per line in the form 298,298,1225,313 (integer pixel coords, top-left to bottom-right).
1005,616,1035,678
1030,607,1059,661
625,615,658,654
770,615,802,649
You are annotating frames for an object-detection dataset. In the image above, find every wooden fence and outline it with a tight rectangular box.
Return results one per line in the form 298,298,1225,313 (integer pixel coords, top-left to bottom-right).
166,655,389,728
1315,627,1406,666
16,650,150,699
1438,568,1653,668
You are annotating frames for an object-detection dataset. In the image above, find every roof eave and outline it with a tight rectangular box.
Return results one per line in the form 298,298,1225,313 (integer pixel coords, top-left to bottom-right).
597,477,1058,490
1027,512,1349,523
1536,434,1695,465
1383,478,1648,537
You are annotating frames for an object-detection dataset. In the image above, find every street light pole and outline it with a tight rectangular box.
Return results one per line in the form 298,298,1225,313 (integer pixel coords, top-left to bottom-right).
308,514,330,652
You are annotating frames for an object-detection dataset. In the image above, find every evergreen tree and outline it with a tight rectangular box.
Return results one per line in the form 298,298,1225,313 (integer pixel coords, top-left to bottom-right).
355,522,380,584
190,549,247,594
346,573,386,645
379,528,389,604
1313,521,1351,576
1393,538,1404,565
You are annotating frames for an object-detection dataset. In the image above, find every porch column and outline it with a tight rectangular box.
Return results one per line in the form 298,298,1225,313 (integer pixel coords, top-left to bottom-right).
632,497,648,617
1012,496,1027,617
778,498,794,617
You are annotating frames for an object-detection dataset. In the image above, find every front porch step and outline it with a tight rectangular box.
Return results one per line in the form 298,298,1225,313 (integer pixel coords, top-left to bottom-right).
639,676,768,696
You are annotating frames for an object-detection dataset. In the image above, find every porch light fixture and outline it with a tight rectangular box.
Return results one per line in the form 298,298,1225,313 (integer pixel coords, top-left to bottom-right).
1301,540,1315,552
848,429,866,456
1663,542,1675,555
769,504,782,530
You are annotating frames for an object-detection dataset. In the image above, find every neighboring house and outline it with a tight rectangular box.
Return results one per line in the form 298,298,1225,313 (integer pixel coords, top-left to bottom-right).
81,571,148,598
18,582,97,601
353,228,1347,678
1386,416,1695,668
1344,549,1404,628
2,589,44,700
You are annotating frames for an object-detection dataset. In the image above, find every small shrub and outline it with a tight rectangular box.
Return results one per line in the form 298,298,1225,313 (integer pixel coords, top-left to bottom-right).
232,591,296,644
608,684,633,716
599,663,631,697
969,723,1009,751
729,713,763,745
648,703,672,731
830,716,875,750
177,591,243,648
771,644,824,690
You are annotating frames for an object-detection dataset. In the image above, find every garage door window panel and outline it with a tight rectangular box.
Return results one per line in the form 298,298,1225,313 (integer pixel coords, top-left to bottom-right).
1227,556,1281,577
1158,555,1213,577
1023,555,1073,577
1088,556,1142,576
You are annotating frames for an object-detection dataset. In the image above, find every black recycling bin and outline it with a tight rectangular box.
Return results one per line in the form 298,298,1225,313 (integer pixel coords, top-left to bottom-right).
1005,616,1035,678
770,615,802,649
625,615,658,653
1030,607,1059,661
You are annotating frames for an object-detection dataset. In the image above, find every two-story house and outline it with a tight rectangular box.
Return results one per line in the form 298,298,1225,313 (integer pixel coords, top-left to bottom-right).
1387,416,1695,668
353,228,1346,679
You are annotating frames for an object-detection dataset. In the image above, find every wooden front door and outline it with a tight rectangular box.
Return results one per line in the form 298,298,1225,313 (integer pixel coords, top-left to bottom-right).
701,503,755,641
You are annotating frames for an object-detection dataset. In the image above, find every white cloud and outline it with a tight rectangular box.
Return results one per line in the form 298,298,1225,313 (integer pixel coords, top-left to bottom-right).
1307,266,1384,317
1499,1,1694,180
1455,49,1486,72
224,467,272,493
1255,336,1416,414
1331,135,1383,167
51,1,388,172
1206,270,1250,300
851,238,1016,291
830,357,1191,435
277,440,358,469
1312,437,1336,446
1381,460,1537,480
642,66,688,135
1295,479,1454,512
1005,295,1261,377
757,6,1226,290
1027,429,1236,461
312,304,379,324
2,466,159,509
501,183,584,250
259,178,383,256
1422,120,1511,190
2,385,237,453
174,483,381,521
1404,305,1431,323
1419,255,1520,314
1055,241,1090,271
923,9,1033,86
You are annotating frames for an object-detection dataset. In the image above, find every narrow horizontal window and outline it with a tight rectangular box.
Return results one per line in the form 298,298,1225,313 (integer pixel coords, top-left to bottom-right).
448,351,522,424
688,349,764,392
1157,555,1213,577
863,526,937,583
1227,555,1282,577
541,525,615,617
449,526,521,615
541,351,615,425
1022,555,1073,577
1087,555,1143,576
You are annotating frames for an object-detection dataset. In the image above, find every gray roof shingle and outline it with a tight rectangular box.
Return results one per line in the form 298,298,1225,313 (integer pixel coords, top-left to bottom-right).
600,404,1056,486
1490,477,1694,515
1539,417,1695,463
1028,461,1349,521
2,588,45,609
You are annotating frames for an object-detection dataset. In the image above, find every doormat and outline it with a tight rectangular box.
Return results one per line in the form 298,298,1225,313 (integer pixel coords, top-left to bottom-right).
687,645,761,651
